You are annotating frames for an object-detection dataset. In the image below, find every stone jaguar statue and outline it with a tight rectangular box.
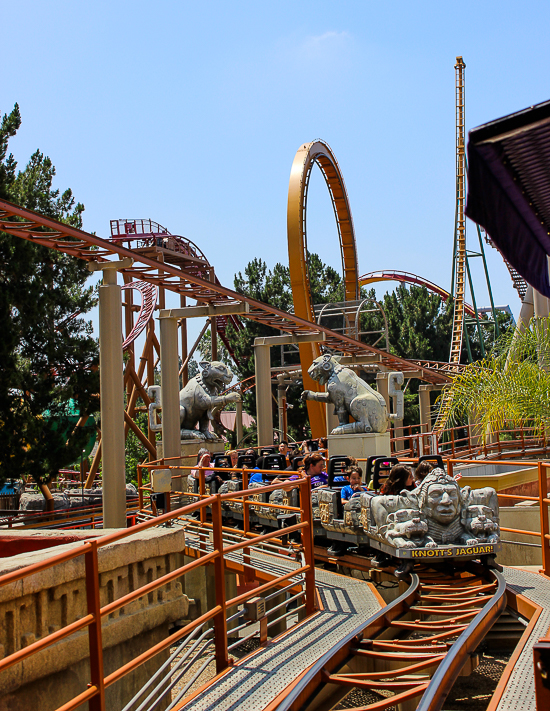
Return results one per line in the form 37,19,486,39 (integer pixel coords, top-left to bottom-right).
385,509,430,549
301,354,388,435
460,504,500,545
179,361,240,441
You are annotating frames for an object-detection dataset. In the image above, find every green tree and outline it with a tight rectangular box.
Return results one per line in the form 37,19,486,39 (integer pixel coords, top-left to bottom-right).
444,317,550,440
0,104,99,493
373,284,454,362
223,255,343,442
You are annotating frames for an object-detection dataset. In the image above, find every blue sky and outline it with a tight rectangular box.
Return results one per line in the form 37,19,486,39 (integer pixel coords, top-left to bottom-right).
4,1,550,346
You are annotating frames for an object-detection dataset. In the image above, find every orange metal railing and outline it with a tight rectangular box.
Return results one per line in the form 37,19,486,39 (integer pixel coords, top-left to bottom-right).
391,422,549,461
0,475,317,711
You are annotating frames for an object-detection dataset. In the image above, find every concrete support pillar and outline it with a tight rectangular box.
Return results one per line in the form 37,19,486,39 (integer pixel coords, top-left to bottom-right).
277,375,286,438
375,373,390,411
180,295,189,387
418,385,432,433
254,343,273,446
534,289,550,318
160,316,181,470
209,270,218,360
506,286,534,371
98,268,127,529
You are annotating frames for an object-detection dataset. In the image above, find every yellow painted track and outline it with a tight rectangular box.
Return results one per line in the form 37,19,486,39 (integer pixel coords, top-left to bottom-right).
287,140,359,438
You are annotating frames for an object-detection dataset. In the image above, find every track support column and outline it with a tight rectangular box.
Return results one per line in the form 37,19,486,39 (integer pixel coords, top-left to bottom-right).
160,314,181,469
254,343,273,446
89,258,133,529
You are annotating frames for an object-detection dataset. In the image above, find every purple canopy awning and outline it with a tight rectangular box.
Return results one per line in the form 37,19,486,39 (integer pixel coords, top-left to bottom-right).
466,99,550,298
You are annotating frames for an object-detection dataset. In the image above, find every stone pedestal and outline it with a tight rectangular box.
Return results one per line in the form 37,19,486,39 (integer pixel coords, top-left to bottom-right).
156,440,226,492
327,432,391,460
156,439,226,461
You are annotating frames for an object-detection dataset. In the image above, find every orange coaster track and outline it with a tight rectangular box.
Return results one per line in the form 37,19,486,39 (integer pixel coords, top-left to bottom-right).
359,269,477,317
0,199,449,394
287,140,360,436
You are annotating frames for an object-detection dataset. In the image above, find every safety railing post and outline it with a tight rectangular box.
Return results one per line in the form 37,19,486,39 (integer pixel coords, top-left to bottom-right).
137,465,143,511
538,462,550,576
299,476,317,615
447,459,454,479
242,470,255,585
450,428,455,457
211,495,229,673
85,540,106,711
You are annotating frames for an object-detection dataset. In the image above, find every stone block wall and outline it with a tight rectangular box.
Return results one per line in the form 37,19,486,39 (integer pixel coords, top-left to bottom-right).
0,527,196,711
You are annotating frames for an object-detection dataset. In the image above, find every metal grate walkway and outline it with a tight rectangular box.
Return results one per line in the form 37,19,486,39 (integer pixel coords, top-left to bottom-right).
498,567,550,711
177,566,381,711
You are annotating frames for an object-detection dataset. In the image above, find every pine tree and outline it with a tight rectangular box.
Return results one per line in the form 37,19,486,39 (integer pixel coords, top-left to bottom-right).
0,104,99,490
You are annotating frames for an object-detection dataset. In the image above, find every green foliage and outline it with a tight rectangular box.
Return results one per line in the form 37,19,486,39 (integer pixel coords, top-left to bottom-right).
362,284,512,426
444,317,550,440
373,284,454,362
0,104,99,486
224,255,343,440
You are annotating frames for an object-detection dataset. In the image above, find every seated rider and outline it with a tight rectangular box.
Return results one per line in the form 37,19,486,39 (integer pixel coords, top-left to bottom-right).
301,452,328,489
414,460,433,486
334,456,358,484
340,466,366,504
284,452,328,489
380,464,415,495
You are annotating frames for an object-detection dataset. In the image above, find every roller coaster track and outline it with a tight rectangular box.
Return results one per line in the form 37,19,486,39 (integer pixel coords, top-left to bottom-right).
359,270,477,317
480,228,529,302
111,218,244,362
277,563,507,711
0,198,450,386
121,281,158,351
288,140,360,437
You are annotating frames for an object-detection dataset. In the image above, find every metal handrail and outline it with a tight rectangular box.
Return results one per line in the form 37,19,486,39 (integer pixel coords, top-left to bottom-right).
0,474,317,711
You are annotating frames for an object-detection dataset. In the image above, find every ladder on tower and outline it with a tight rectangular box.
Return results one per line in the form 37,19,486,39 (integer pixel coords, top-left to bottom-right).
434,57,467,434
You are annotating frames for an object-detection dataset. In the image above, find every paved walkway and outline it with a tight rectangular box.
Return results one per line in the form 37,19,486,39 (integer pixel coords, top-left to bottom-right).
178,545,550,711
178,566,381,711
498,567,550,711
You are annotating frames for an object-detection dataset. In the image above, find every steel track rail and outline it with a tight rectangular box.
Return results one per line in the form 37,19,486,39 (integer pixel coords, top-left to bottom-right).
0,198,449,385
273,565,506,711
359,270,476,317
416,568,507,711
273,573,421,711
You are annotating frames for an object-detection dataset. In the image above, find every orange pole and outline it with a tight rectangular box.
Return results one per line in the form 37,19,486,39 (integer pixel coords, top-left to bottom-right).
538,461,550,576
299,475,317,614
211,495,229,673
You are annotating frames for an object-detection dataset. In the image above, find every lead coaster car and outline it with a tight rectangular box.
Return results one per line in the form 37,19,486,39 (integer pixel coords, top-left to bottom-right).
363,468,501,577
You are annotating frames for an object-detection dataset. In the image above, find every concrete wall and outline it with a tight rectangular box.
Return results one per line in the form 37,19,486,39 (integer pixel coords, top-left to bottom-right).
0,528,196,711
498,505,542,566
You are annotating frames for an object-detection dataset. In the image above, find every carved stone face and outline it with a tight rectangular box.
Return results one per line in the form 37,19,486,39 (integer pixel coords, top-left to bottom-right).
307,355,336,386
200,361,233,391
424,482,460,524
